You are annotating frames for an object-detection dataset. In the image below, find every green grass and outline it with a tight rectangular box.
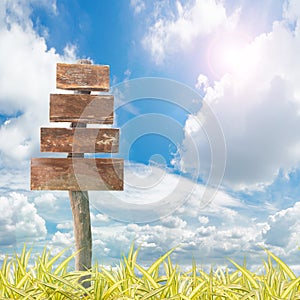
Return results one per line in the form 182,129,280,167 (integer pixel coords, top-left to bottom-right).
0,244,300,299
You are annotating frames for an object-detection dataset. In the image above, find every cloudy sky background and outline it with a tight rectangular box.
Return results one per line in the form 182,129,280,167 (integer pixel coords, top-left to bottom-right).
1,0,300,270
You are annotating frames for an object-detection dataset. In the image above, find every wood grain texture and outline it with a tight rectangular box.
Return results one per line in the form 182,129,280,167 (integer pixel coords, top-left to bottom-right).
57,63,109,91
31,158,124,191
40,128,119,153
50,94,114,124
69,190,92,274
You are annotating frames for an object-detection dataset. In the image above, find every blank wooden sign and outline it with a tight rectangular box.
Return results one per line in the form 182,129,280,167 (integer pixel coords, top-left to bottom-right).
40,128,119,153
31,158,124,191
56,63,110,91
50,94,114,124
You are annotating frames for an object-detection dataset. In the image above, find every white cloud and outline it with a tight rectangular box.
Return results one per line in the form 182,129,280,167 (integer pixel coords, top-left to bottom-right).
195,74,209,92
39,162,299,268
35,193,59,210
87,165,272,266
177,185,242,221
130,0,146,15
84,162,262,265
89,162,199,223
33,192,72,223
51,231,73,247
198,216,209,224
47,231,74,256
0,1,76,170
283,0,300,22
1,0,57,28
143,0,240,64
0,192,46,245
107,219,263,266
0,168,29,192
179,11,300,190
0,1,75,245
263,202,300,250
160,215,187,228
90,212,110,224
56,222,73,230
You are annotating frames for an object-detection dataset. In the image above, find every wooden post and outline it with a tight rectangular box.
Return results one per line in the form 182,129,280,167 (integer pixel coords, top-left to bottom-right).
69,59,92,288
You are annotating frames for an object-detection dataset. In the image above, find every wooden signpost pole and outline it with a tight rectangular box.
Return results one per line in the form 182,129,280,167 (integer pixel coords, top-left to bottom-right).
68,59,92,286
31,59,124,289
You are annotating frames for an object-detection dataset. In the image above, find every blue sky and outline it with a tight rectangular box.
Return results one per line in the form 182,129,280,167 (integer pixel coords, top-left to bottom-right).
1,0,300,271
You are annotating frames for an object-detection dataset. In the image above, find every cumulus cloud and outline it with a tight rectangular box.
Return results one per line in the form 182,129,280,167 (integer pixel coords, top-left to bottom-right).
160,215,187,228
178,7,300,190
42,161,297,267
87,165,275,266
0,0,77,254
51,231,73,247
0,192,46,245
47,231,74,256
34,192,72,223
0,1,76,170
84,162,263,265
143,0,240,64
89,208,270,266
56,222,73,230
263,202,300,250
91,212,110,224
198,216,209,224
35,193,59,210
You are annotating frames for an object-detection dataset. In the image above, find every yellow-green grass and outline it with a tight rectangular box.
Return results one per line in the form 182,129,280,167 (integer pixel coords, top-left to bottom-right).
0,244,300,299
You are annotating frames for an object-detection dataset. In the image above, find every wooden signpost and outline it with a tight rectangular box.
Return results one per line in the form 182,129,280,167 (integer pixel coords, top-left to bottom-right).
31,60,123,287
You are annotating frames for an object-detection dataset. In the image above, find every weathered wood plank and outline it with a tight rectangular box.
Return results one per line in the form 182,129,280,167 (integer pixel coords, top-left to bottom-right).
31,158,124,191
41,128,119,153
57,63,109,91
50,94,114,124
69,190,91,279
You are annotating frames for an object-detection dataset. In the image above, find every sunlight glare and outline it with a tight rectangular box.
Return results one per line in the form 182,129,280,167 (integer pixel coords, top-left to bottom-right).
223,41,244,69
207,32,252,78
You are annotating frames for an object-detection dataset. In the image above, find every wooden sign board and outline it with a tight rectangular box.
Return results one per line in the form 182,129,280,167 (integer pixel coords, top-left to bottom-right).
31,158,123,191
40,128,119,153
56,63,110,91
31,62,123,192
50,94,114,124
